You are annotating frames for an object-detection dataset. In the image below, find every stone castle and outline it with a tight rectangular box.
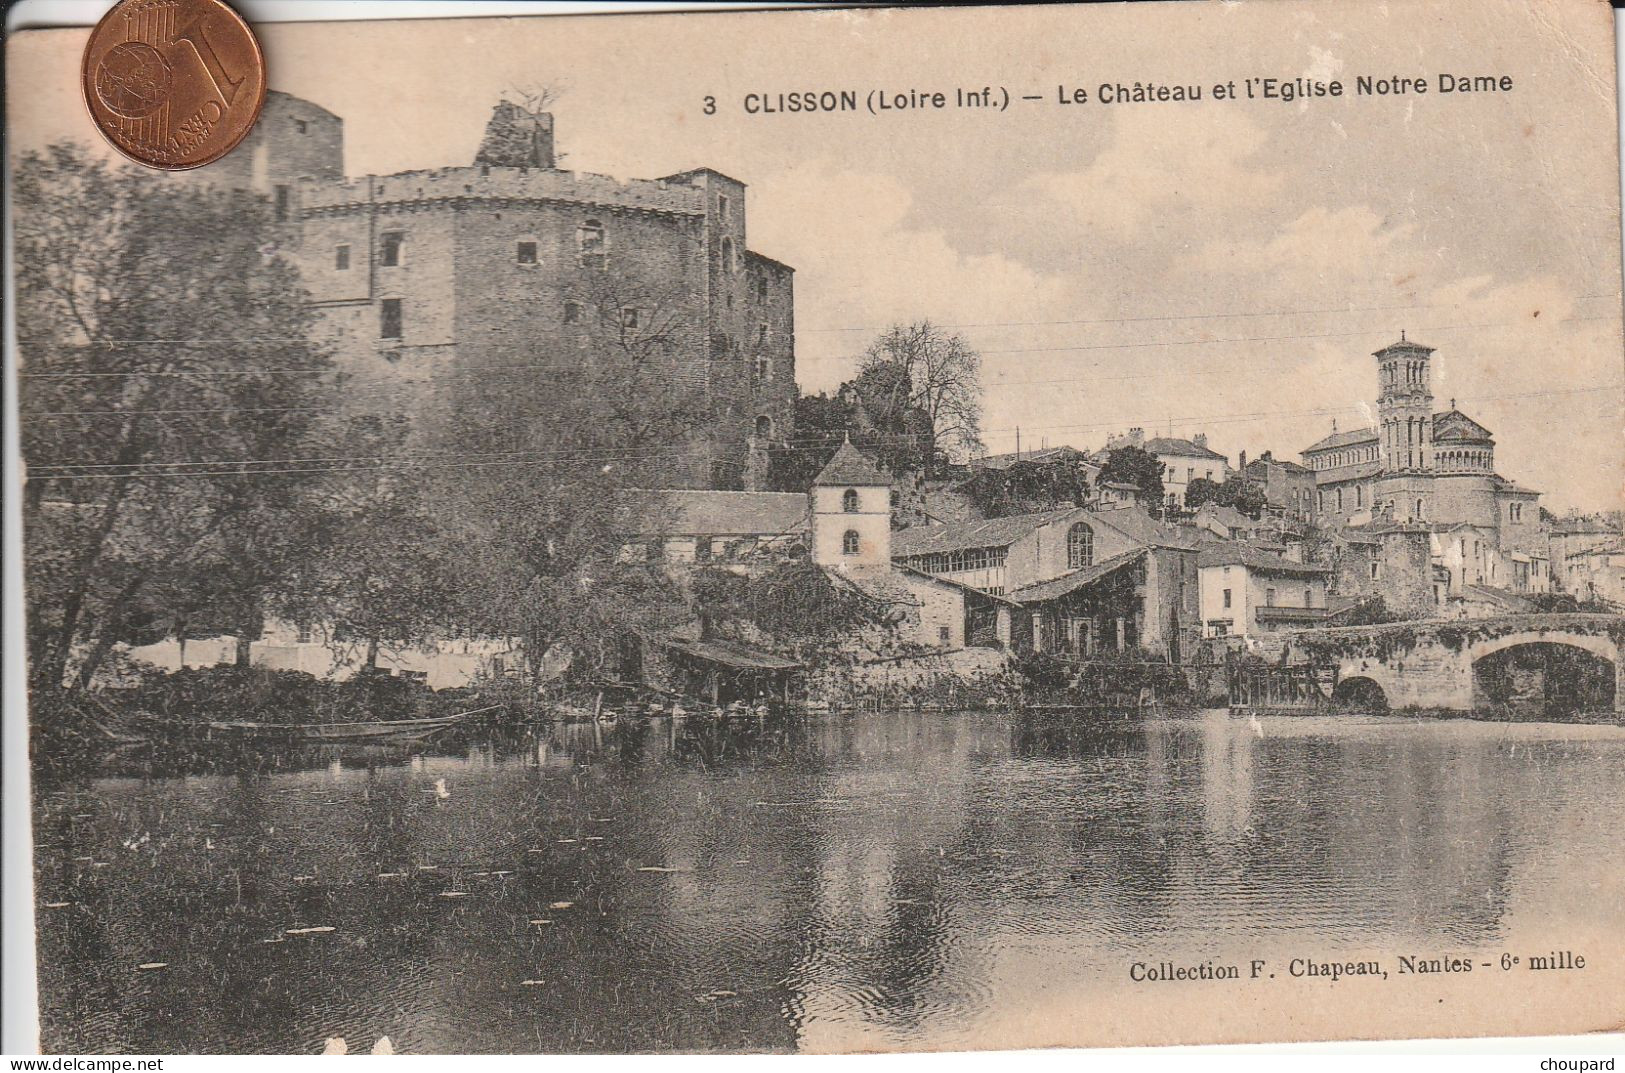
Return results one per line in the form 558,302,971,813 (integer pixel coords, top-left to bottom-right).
206,90,797,490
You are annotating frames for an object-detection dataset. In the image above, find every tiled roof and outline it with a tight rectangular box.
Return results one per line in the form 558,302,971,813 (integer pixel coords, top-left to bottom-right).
813,440,892,487
1457,585,1533,612
892,507,1087,557
1197,542,1331,575
1432,409,1494,443
891,564,1020,604
1195,504,1258,532
614,489,807,537
969,445,1093,471
1491,474,1541,496
1565,541,1625,559
1007,549,1147,604
1089,505,1203,550
1374,337,1435,355
1142,436,1228,462
893,504,1198,558
664,637,801,671
1552,519,1619,535
1313,461,1383,483
1255,605,1333,623
1246,456,1313,475
1303,426,1377,453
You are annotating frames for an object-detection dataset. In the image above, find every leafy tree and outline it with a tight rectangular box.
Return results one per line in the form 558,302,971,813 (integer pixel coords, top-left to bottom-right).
1185,473,1267,519
15,144,345,693
1098,446,1166,507
1339,595,1403,626
1184,476,1224,511
1230,479,1268,519
958,459,1090,518
857,320,983,476
411,274,711,677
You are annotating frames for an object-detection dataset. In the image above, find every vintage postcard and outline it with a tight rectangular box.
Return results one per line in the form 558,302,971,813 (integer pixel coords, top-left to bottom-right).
5,0,1623,1056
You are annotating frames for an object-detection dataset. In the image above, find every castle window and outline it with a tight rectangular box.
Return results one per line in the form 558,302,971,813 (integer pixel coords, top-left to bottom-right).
1223,588,1232,609
380,298,402,340
1067,522,1094,570
842,488,860,513
754,356,771,382
756,276,768,302
516,240,538,265
273,184,290,222
381,231,404,267
577,220,607,269
717,194,730,220
1304,587,1312,607
1415,498,1425,519
1371,561,1380,580
622,307,644,330
721,237,735,272
563,300,583,325
1266,587,1277,607
938,626,951,645
694,537,712,563
842,530,860,556
755,415,773,438
757,323,769,346
334,244,351,271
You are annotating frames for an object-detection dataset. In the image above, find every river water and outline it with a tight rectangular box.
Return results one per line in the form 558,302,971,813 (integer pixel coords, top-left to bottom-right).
30,709,1625,1053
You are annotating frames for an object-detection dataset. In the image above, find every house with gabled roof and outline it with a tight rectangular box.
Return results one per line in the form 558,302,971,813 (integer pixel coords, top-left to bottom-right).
1197,542,1333,639
892,503,1201,659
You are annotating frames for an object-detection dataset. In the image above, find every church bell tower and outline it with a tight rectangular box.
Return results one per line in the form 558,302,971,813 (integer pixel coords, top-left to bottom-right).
1375,334,1435,473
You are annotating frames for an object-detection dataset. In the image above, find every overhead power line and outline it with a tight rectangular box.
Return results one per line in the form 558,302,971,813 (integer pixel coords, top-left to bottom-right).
24,383,1620,481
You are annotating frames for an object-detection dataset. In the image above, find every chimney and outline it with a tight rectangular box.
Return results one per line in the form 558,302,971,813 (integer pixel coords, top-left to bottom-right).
1193,433,1208,450
474,100,557,169
1127,427,1145,446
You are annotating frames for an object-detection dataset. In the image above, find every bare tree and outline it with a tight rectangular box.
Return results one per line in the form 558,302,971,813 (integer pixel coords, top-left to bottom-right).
503,82,567,113
857,320,984,475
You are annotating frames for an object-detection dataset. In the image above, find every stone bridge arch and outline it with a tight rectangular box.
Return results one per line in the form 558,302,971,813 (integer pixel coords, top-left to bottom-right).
1465,629,1623,715
1286,615,1625,715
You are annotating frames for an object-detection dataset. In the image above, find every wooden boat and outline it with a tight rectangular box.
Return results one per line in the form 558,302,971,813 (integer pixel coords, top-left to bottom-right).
203,705,501,745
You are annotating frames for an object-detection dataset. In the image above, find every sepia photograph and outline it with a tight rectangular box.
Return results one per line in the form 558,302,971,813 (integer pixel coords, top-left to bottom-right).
5,0,1624,1056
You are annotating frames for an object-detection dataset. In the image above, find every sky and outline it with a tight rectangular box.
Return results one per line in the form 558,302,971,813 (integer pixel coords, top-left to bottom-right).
10,0,1624,511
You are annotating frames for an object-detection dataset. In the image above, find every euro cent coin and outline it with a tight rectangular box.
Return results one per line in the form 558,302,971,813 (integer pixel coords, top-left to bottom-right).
82,0,266,170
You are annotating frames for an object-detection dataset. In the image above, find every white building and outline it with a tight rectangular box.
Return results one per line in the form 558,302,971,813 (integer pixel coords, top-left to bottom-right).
1105,429,1231,508
1198,543,1331,639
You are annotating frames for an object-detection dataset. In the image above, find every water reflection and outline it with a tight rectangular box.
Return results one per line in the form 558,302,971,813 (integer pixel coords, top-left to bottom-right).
31,710,1625,1053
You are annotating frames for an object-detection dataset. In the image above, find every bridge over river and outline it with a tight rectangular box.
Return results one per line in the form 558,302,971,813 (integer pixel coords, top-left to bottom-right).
1281,613,1625,716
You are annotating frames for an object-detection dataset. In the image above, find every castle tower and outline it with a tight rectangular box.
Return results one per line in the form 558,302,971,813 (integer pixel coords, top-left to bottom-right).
810,438,892,573
473,100,556,169
1375,335,1436,474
